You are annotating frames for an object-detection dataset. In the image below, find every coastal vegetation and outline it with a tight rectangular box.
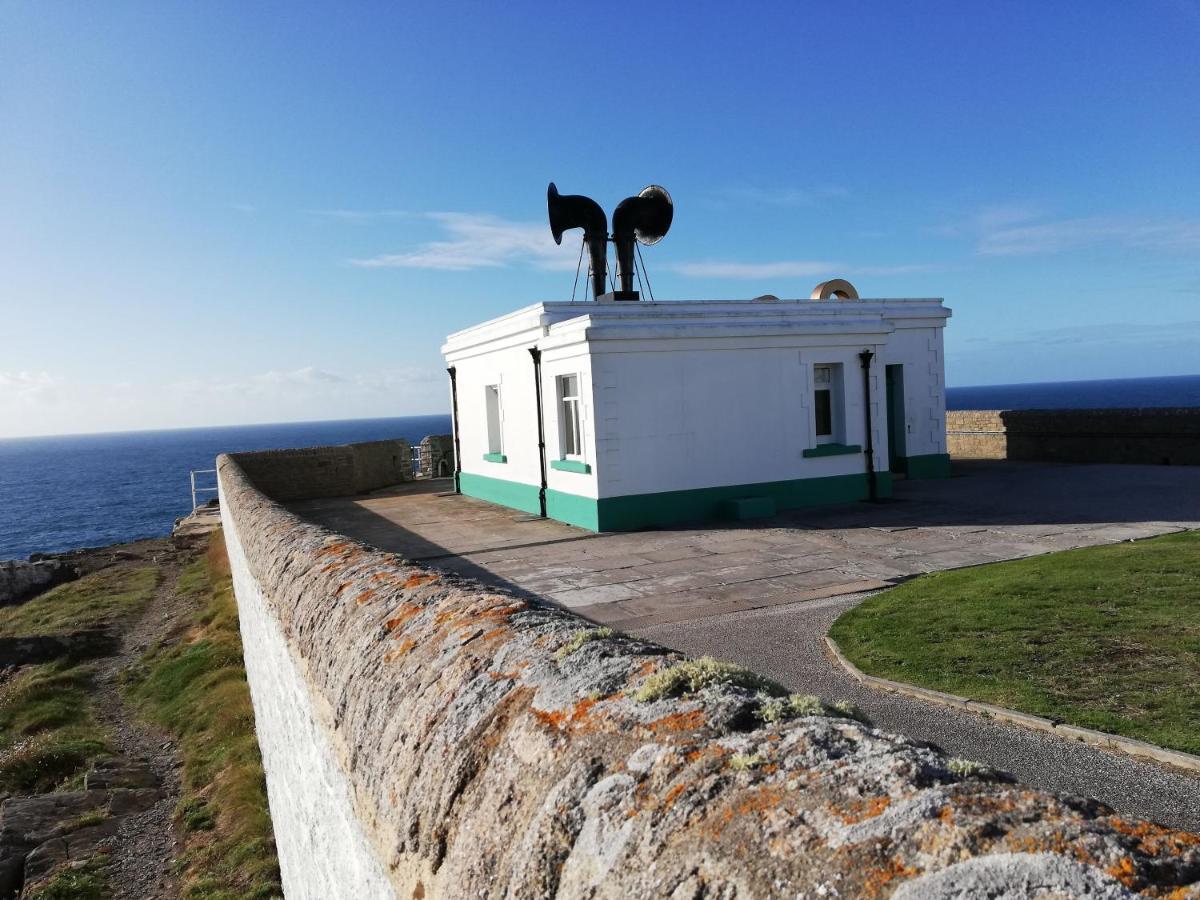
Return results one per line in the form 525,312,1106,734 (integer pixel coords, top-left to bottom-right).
125,533,281,899
0,660,108,793
830,530,1200,754
0,565,157,638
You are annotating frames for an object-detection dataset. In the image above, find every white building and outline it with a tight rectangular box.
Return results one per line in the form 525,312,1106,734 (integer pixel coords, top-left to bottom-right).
441,294,951,532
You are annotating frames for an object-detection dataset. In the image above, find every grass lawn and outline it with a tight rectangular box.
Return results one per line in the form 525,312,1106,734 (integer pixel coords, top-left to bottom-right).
0,660,111,793
829,530,1200,755
125,533,281,900
0,566,158,638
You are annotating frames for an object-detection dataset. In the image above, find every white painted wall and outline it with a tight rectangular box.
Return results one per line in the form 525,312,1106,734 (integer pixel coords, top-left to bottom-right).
590,339,890,498
221,500,397,900
881,323,948,458
443,299,950,503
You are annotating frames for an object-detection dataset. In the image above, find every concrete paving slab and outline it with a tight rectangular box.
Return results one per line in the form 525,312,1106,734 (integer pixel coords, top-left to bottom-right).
289,461,1200,631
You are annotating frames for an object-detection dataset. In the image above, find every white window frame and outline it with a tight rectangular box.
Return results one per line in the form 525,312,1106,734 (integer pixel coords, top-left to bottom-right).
812,364,843,445
484,383,503,455
556,373,583,461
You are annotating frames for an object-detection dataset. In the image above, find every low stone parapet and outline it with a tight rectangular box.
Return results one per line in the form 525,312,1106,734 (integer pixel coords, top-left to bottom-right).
217,444,1200,898
230,439,413,501
948,407,1200,465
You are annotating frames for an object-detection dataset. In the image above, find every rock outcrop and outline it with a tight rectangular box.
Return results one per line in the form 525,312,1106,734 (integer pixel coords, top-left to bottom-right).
0,559,77,607
219,451,1200,898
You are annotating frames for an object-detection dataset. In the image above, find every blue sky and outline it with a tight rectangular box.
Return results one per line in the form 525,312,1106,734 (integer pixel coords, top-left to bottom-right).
2,1,1198,437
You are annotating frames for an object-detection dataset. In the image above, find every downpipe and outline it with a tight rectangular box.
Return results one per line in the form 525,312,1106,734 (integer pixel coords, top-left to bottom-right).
529,348,548,518
859,349,879,503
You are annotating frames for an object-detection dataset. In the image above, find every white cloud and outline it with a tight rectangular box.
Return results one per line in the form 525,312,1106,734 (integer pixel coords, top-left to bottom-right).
936,205,1200,256
978,216,1200,256
350,212,580,272
0,366,448,439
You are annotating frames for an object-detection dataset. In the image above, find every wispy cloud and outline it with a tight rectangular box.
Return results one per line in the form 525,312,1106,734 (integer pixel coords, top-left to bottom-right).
0,366,447,439
349,212,579,271
969,320,1200,348
668,260,938,280
978,216,1200,256
231,203,257,215
937,205,1200,256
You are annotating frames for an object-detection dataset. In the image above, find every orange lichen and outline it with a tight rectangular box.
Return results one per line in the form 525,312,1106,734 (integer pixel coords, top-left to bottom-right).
838,796,892,825
531,697,600,732
383,639,417,662
1107,816,1200,855
1105,857,1138,888
861,858,919,897
404,573,439,589
661,783,688,811
354,588,377,605
646,710,706,734
385,604,422,631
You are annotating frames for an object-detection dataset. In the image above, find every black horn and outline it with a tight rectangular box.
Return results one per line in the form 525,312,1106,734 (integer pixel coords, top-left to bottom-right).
611,185,673,294
547,183,608,299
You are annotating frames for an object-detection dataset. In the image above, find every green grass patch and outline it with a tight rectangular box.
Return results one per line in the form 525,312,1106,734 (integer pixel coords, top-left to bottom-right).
125,534,281,900
829,530,1200,755
0,566,158,638
0,660,110,793
25,852,111,900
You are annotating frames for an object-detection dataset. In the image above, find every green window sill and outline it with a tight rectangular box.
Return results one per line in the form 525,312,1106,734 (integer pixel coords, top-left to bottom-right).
803,443,862,458
482,452,508,464
550,458,591,474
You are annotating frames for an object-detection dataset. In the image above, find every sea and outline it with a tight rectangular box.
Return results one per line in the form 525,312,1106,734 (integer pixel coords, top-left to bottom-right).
2,373,1198,561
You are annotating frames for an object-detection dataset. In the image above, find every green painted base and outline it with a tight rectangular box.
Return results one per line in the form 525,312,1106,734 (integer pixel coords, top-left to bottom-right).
458,472,541,516
802,443,862,458
902,453,952,479
550,458,591,474
482,452,507,464
460,470,893,533
596,471,891,531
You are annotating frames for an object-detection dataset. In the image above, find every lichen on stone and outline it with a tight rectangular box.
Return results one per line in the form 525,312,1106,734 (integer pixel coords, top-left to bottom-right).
634,656,785,702
947,757,990,778
554,627,614,660
753,693,866,726
728,753,765,771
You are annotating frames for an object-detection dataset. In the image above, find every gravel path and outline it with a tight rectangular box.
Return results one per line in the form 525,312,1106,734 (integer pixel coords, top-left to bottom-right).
87,539,192,900
634,590,1200,834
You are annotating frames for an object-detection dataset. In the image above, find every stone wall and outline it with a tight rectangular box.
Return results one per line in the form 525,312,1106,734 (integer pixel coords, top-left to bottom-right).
217,442,1200,898
948,408,1200,465
417,434,455,479
231,439,413,502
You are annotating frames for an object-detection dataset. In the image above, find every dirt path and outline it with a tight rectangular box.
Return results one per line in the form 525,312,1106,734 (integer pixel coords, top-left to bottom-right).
87,539,198,900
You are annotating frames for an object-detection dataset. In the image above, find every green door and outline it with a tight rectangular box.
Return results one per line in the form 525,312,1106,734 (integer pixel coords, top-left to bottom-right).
885,365,907,473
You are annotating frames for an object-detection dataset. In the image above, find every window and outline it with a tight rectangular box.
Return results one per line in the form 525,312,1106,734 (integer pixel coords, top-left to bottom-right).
557,374,582,458
484,384,503,455
813,364,842,444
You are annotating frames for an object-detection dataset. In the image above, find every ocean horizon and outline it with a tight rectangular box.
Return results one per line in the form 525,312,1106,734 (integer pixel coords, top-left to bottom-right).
2,373,1198,561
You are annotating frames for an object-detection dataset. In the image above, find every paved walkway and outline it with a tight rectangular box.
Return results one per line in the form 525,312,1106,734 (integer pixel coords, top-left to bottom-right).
638,591,1200,834
292,461,1200,631
290,460,1200,831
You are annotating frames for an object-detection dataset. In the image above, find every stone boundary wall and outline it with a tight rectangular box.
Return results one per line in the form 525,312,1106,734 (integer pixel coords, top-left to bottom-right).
231,439,413,502
948,408,1200,465
218,445,1200,898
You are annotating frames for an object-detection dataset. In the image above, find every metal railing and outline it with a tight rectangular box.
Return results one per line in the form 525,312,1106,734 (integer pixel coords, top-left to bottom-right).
190,468,218,510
